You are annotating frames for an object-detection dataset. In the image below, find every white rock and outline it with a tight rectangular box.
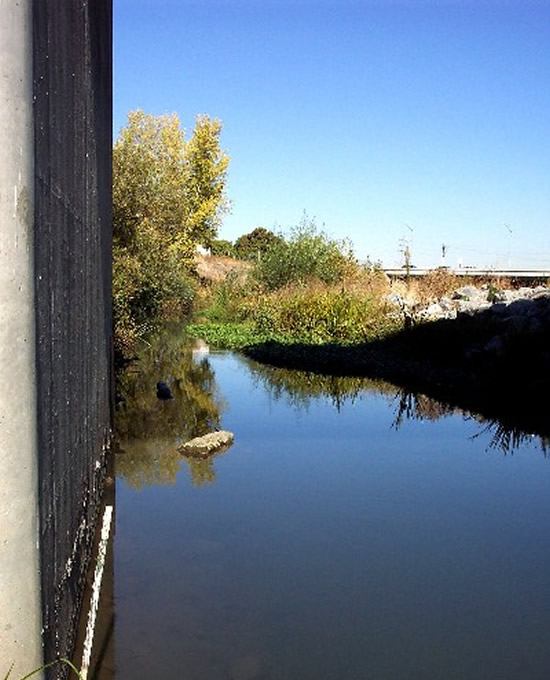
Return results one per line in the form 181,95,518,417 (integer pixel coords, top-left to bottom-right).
179,430,235,457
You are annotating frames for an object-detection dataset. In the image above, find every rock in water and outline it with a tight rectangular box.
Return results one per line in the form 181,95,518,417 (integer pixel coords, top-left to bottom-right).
179,431,235,457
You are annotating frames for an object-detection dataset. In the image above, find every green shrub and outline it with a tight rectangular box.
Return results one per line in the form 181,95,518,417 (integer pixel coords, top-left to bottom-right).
186,322,289,349
253,216,356,291
113,230,196,353
248,287,401,345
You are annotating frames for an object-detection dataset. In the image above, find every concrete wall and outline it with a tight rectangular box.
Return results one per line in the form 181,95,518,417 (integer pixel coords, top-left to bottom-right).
0,1,44,676
0,1,112,677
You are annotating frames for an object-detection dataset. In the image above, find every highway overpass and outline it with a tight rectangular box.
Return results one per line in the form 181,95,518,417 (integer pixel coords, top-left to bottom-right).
382,268,550,281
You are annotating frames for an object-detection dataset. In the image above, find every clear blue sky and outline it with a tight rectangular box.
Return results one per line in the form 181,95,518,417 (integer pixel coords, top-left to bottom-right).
114,0,550,269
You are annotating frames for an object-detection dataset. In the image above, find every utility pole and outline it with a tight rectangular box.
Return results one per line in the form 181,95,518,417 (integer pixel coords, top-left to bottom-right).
399,237,412,284
404,244,411,282
402,224,413,283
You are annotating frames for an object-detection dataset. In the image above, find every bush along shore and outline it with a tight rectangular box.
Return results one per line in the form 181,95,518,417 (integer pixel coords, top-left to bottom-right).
189,248,550,438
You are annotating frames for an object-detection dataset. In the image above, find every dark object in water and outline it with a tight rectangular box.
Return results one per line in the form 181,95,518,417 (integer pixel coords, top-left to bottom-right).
156,381,174,400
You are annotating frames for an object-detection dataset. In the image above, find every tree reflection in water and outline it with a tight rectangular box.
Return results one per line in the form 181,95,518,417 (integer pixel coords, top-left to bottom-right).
391,389,549,455
243,360,395,411
115,323,226,489
243,359,549,456
392,390,457,428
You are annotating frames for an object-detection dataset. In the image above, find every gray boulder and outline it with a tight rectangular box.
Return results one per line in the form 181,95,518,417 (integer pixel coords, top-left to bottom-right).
179,430,235,458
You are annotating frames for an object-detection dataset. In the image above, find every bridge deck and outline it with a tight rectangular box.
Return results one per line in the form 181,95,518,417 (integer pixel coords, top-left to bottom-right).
382,268,550,279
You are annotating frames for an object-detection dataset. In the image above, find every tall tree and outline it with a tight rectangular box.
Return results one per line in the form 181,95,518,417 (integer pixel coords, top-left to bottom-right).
112,110,230,349
184,115,231,247
113,110,230,252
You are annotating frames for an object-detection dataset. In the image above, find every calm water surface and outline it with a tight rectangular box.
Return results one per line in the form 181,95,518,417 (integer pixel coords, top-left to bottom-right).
114,331,550,679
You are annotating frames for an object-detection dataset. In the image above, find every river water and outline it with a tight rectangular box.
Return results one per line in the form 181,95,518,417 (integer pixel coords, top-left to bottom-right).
112,326,550,679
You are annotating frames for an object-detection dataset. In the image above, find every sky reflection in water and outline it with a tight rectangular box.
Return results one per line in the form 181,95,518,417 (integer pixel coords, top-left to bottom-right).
114,337,550,680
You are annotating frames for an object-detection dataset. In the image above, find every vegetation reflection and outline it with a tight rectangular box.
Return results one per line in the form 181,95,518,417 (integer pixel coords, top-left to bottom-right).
115,323,548,491
115,323,226,489
242,358,395,411
242,358,549,455
391,389,549,455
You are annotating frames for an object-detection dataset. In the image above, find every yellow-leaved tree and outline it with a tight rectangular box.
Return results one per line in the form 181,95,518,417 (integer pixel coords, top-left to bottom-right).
113,110,230,352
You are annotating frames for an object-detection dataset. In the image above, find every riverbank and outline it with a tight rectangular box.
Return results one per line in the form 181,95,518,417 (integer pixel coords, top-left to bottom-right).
189,272,550,438
243,301,549,438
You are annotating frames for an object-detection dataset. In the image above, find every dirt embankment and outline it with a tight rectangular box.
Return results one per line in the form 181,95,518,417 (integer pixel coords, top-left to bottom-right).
194,254,251,283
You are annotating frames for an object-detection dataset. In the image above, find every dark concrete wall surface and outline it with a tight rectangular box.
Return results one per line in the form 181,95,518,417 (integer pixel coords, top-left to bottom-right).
32,1,113,673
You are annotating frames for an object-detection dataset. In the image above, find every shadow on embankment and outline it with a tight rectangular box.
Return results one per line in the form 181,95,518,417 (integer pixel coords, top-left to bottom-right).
243,301,550,439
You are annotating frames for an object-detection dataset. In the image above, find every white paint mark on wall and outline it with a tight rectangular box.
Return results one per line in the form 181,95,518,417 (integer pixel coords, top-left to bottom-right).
80,504,113,679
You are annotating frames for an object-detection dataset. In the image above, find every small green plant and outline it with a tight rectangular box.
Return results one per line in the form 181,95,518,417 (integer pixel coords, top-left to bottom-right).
486,283,502,303
3,658,83,680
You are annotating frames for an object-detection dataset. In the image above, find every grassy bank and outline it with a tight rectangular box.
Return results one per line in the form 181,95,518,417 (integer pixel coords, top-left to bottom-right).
188,225,408,348
189,279,402,348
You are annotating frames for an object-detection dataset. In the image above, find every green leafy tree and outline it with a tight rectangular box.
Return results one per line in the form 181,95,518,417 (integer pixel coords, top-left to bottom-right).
112,110,230,350
210,239,236,257
234,227,285,260
184,115,231,247
113,110,230,251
